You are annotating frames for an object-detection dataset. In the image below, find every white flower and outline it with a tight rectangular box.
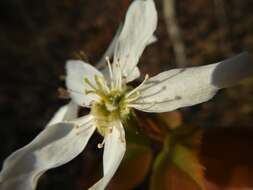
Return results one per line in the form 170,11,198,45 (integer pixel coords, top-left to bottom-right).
1,0,253,190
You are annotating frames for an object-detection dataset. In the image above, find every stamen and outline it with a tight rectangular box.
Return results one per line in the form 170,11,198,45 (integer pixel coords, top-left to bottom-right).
94,75,110,93
115,63,122,90
83,77,97,90
125,91,141,102
125,74,149,98
94,75,102,88
105,56,113,80
97,138,105,149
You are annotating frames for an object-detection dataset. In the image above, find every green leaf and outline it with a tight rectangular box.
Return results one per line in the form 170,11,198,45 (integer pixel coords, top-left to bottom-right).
150,127,206,190
171,144,205,190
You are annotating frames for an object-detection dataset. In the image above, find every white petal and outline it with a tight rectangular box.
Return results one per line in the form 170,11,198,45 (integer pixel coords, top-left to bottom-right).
113,0,158,82
89,121,126,190
101,33,155,82
147,35,157,45
125,67,141,83
97,27,156,72
46,101,79,127
66,60,103,107
96,23,123,70
98,32,155,83
0,115,95,190
131,52,253,112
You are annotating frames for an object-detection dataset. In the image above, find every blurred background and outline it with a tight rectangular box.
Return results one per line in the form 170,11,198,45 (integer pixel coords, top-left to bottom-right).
0,0,253,189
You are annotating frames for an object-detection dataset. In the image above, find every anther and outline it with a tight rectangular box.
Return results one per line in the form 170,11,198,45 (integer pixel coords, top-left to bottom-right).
94,75,103,89
97,138,105,149
83,77,97,90
105,56,110,62
94,75,109,93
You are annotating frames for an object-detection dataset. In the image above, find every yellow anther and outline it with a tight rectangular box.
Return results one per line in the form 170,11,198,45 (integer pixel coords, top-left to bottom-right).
94,75,104,90
83,77,96,90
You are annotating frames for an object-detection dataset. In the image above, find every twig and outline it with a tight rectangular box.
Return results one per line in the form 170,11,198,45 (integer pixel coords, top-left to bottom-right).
163,0,187,67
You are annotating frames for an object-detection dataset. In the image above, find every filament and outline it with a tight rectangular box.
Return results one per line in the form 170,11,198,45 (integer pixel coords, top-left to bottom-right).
105,56,113,80
125,74,149,98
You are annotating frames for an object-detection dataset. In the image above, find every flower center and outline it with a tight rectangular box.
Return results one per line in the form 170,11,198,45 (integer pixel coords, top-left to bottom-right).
90,89,130,136
83,74,131,136
82,57,149,137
